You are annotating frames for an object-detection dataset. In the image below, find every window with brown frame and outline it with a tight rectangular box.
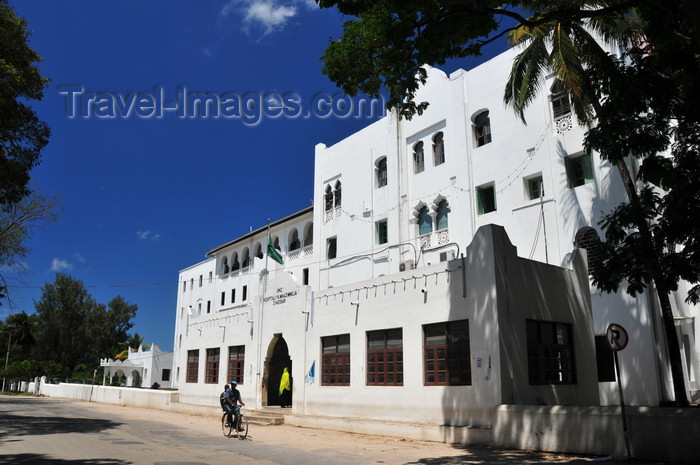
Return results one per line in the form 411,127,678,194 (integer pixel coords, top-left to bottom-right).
205,348,220,384
322,334,350,386
424,320,471,386
227,345,245,384
526,319,576,385
367,328,403,386
186,349,199,383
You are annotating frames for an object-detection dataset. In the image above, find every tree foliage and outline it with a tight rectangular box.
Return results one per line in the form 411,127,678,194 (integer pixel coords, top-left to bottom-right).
0,311,37,360
318,0,640,118
0,190,59,270
503,1,642,124
0,0,50,208
585,3,700,306
0,2,57,306
32,273,137,372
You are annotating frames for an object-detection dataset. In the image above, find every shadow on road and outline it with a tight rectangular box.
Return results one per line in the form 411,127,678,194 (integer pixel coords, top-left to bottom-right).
0,455,131,465
1,395,122,441
0,412,121,439
405,446,667,465
405,446,616,464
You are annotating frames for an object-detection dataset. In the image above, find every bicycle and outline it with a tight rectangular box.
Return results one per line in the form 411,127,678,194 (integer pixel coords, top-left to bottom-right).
221,406,248,439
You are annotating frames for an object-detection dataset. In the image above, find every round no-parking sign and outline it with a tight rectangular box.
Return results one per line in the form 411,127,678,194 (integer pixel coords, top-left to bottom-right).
606,323,629,351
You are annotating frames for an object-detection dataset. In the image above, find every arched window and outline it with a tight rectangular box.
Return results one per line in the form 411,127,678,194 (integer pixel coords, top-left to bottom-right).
474,111,492,147
221,256,229,274
303,222,313,246
551,80,571,119
254,243,263,259
231,252,240,272
273,236,281,251
413,141,424,173
333,181,342,208
241,248,250,268
433,132,445,165
289,229,300,251
436,199,449,230
418,206,432,235
575,227,602,276
325,185,334,212
376,157,387,188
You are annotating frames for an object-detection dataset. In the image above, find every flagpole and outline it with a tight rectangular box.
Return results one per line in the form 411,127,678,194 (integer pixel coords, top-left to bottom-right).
256,219,271,408
265,219,270,270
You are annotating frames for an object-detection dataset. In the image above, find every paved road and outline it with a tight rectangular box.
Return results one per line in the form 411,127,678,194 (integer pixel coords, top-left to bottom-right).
0,395,664,465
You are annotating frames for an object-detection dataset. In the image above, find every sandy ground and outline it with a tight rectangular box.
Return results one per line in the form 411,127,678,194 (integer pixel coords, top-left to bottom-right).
3,396,667,464
77,400,650,464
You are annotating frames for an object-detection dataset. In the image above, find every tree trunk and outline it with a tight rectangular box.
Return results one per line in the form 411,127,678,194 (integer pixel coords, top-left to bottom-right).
591,89,688,405
614,158,689,406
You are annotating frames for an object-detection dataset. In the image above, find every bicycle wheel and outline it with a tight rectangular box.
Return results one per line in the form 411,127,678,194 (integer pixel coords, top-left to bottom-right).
235,414,248,440
221,412,232,437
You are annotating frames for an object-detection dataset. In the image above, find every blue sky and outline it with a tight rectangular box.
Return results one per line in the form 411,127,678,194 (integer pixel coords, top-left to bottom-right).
4,1,508,351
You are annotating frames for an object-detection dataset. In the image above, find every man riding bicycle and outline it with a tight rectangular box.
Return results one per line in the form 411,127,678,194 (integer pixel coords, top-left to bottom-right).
224,380,245,429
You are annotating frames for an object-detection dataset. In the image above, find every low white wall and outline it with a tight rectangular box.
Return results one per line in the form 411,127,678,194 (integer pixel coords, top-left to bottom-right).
39,382,178,409
493,405,700,463
493,405,623,456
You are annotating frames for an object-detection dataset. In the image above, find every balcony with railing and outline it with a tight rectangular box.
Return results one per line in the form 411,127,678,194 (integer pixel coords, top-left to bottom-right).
287,244,313,261
324,207,341,223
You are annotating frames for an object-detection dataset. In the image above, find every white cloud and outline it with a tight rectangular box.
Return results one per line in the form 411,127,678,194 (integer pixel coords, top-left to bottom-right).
50,258,72,272
220,0,316,36
73,252,87,263
137,230,161,242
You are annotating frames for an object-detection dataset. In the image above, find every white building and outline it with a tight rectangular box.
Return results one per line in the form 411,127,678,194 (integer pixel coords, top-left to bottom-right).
100,343,174,389
171,44,698,423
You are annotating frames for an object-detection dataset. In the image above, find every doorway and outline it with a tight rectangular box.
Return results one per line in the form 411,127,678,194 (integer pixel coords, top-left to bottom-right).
265,335,292,406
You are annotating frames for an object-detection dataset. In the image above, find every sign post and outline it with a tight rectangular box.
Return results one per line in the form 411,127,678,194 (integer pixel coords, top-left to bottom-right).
606,323,631,460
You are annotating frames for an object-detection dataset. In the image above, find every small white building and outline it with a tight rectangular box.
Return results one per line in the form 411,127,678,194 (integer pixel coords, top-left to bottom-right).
171,43,698,423
101,343,174,389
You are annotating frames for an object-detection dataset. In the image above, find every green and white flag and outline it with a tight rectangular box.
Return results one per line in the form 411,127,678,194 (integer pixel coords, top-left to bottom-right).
267,236,284,265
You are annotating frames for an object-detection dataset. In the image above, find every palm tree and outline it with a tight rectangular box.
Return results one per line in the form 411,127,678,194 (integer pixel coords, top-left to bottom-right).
503,3,689,406
3,311,36,356
114,332,150,361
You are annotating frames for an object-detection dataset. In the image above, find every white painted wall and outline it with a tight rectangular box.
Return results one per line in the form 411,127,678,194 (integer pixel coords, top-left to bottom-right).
173,212,315,407
173,43,698,411
309,47,696,405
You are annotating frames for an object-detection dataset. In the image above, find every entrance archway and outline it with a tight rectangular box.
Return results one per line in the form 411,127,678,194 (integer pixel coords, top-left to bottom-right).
130,370,141,388
264,335,292,407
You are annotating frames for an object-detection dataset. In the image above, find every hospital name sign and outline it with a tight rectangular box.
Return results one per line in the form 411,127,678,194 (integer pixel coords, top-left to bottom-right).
264,288,298,306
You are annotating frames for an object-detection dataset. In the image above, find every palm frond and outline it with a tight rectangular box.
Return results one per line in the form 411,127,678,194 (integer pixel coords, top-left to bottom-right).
550,23,586,97
584,11,644,50
505,35,550,122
